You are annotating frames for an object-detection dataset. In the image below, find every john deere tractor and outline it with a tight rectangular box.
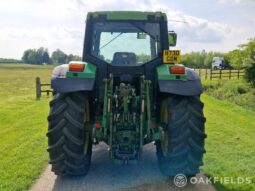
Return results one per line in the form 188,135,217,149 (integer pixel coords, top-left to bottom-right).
47,11,206,177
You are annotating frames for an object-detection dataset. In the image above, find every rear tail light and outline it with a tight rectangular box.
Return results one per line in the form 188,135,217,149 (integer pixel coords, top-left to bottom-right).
69,63,85,72
170,66,185,74
95,123,101,129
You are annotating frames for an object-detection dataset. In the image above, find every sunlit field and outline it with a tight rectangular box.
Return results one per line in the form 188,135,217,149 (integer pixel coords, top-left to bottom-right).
0,64,254,191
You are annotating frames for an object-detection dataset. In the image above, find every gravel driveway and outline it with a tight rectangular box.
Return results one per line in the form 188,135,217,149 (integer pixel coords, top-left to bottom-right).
30,143,216,191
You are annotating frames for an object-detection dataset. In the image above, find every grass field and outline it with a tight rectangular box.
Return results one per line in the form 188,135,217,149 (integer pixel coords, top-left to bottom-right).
202,95,255,191
0,64,254,191
0,64,53,191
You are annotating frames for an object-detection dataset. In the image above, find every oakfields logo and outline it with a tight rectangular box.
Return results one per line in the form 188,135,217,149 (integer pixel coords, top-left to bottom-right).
174,174,252,187
174,174,187,187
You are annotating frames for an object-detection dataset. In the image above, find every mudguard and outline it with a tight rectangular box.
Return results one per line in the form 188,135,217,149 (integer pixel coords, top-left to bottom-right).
51,62,96,93
157,65,203,96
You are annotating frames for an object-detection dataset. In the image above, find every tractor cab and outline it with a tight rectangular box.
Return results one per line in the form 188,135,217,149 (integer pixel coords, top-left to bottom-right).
80,11,179,99
82,12,176,83
90,20,161,66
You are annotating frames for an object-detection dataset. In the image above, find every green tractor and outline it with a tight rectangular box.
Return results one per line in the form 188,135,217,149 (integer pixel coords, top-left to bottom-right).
47,11,206,177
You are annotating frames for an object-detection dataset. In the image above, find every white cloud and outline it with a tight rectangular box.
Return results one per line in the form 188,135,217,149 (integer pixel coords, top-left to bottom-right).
0,0,253,58
167,12,231,43
75,0,237,45
0,25,84,58
218,0,255,4
78,1,250,54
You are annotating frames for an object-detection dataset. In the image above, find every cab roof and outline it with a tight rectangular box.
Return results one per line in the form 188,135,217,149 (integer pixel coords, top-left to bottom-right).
87,11,167,21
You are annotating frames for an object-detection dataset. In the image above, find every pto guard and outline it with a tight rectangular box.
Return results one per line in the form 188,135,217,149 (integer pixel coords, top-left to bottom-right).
51,62,96,93
157,66,203,96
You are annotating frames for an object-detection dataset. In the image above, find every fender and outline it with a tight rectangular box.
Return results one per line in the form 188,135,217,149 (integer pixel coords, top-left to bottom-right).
51,62,96,93
156,65,203,96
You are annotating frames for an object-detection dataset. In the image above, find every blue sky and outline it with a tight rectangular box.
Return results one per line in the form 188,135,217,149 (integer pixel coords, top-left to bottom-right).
0,0,254,59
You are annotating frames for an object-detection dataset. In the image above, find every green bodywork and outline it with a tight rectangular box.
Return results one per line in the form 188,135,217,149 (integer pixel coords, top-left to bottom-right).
64,11,188,164
66,62,96,79
87,11,167,21
156,64,187,81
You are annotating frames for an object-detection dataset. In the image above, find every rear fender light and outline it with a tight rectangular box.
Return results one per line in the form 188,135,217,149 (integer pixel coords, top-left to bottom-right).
170,66,185,74
69,63,85,72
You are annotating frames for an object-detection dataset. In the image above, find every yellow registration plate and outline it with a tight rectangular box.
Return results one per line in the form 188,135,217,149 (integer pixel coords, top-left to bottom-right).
163,50,181,64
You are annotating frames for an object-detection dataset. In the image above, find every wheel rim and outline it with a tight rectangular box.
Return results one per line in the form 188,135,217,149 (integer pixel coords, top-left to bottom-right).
160,102,169,157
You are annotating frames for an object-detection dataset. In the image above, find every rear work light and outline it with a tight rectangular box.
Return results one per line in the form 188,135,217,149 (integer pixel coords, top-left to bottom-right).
69,63,85,72
170,66,185,74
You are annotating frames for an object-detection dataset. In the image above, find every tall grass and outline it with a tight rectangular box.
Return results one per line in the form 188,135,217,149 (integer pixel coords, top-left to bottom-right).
203,79,255,111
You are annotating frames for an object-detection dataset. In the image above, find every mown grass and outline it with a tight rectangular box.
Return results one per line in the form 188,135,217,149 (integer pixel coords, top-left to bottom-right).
0,64,53,191
202,79,255,190
202,95,255,191
0,64,254,191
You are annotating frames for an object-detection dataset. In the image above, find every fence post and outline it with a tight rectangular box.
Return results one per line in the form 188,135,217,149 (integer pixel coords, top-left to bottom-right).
210,69,212,80
220,69,222,79
229,69,231,79
36,77,41,100
199,69,201,77
205,69,208,80
237,69,240,79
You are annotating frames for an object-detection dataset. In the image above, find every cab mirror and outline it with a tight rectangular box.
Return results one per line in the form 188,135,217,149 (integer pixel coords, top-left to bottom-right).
168,31,177,46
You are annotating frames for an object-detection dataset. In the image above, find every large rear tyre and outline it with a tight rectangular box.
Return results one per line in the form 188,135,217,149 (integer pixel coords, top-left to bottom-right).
156,95,206,177
47,92,92,176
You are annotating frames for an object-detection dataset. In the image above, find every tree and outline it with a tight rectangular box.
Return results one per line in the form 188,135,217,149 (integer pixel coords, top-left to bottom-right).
223,38,255,85
225,38,255,69
245,63,255,87
181,51,225,68
137,53,151,63
22,49,32,64
27,50,37,64
51,49,67,64
42,51,50,64
22,48,50,64
0,58,22,63
241,38,255,86
240,38,255,66
181,52,205,68
225,49,244,69
67,54,82,63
